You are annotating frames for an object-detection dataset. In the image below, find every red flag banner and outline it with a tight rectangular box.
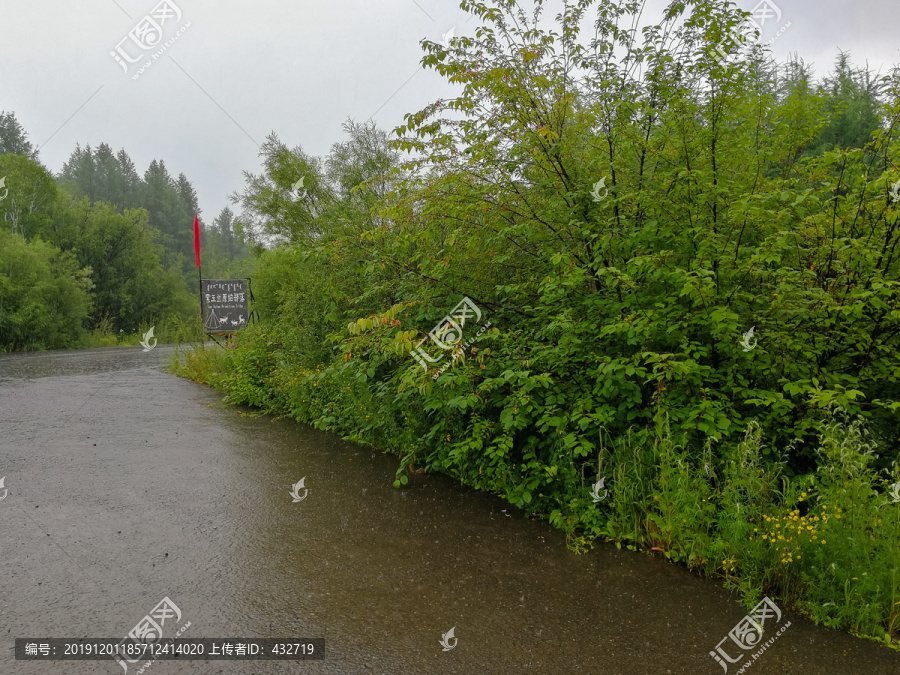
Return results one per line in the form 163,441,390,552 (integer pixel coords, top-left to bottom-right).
193,213,201,268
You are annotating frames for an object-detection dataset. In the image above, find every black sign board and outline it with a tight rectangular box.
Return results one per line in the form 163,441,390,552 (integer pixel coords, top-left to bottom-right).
202,279,250,332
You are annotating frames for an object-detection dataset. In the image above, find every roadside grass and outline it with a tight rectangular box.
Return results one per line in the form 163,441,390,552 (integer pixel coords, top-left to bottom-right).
171,338,900,650
85,315,205,349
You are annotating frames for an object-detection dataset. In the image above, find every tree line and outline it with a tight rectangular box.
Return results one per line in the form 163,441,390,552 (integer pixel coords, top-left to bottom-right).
0,113,250,351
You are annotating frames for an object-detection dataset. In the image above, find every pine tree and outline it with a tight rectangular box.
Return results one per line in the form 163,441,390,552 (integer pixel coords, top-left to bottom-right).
0,111,38,160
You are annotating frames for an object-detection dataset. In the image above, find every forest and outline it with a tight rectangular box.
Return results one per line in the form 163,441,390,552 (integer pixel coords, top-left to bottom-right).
0,112,250,350
5,0,900,651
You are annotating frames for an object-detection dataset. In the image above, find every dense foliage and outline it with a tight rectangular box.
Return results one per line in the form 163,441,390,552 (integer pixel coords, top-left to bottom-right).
0,114,251,351
57,143,251,283
138,0,900,648
0,228,92,351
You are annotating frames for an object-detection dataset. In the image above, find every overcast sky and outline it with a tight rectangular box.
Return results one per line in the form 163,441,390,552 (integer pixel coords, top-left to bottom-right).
1,0,898,222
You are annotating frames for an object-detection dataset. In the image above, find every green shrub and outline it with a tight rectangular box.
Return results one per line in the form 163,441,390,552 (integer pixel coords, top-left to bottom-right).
170,0,900,649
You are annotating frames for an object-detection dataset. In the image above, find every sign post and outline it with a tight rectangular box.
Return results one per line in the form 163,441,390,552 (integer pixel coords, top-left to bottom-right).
201,279,254,333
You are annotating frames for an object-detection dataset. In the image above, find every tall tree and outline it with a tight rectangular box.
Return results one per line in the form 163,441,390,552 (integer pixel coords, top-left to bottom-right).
115,149,141,209
59,144,98,202
212,206,245,261
0,154,58,239
141,159,189,270
806,52,883,153
230,133,328,246
174,172,199,220
0,111,38,160
92,143,125,206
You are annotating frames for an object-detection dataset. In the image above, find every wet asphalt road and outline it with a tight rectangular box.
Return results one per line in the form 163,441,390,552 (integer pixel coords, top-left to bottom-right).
1,346,900,674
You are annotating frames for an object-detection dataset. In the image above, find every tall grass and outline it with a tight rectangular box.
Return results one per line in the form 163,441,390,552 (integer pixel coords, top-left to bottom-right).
601,405,900,647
